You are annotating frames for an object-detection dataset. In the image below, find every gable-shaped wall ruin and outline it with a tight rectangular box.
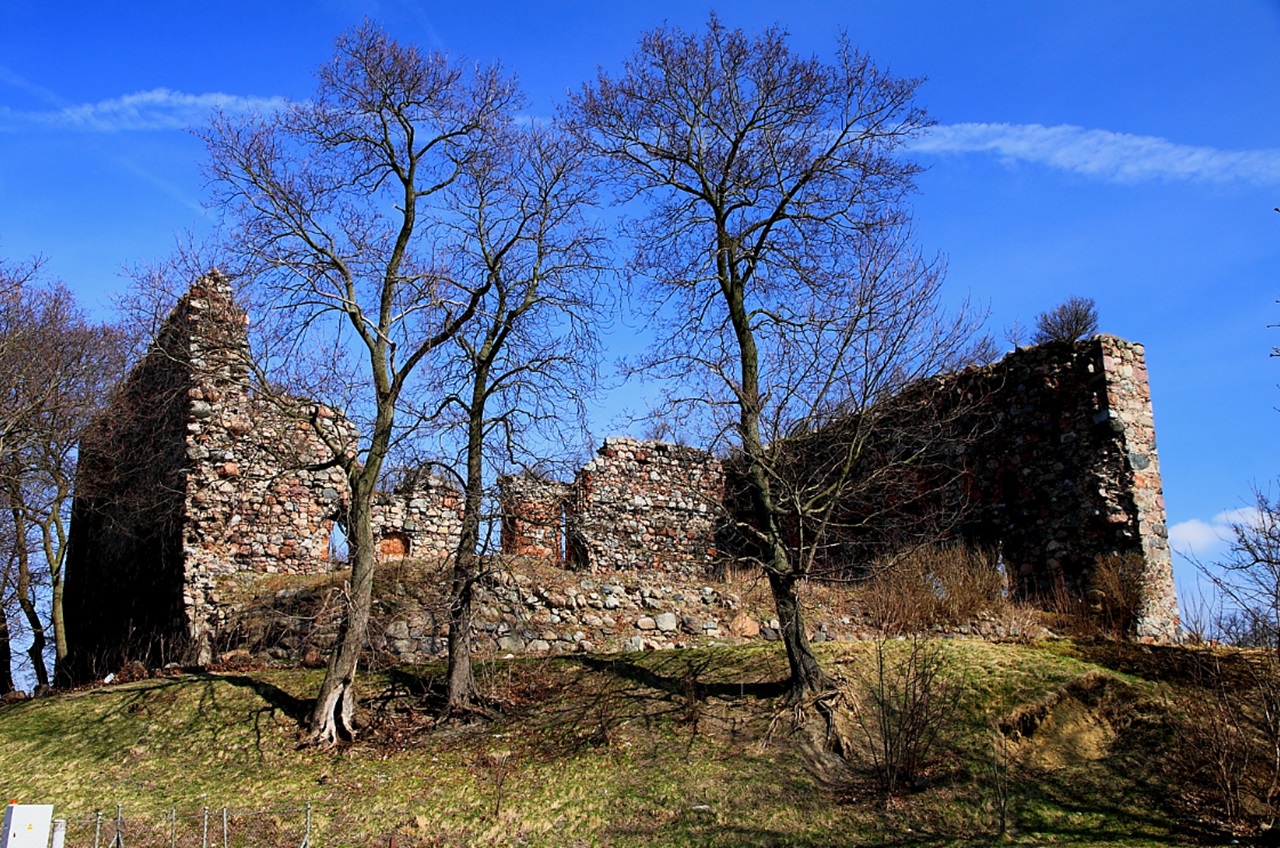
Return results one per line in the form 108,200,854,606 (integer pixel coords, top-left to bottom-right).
61,275,462,680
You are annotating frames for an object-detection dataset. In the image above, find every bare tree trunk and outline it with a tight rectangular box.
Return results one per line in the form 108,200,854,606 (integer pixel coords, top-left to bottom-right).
41,492,70,665
309,477,376,745
0,610,14,695
50,572,65,665
767,569,826,699
9,504,49,689
446,560,476,711
728,277,828,701
447,371,488,713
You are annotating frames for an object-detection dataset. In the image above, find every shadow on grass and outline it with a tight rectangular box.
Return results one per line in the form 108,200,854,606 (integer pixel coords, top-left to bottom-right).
573,653,789,701
212,673,312,724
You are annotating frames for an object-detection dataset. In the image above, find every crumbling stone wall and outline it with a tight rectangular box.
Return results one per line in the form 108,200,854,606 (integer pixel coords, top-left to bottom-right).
67,270,1178,682
566,438,725,573
951,336,1176,640
497,439,726,574
369,478,464,561
756,335,1178,641
62,275,463,681
498,474,572,564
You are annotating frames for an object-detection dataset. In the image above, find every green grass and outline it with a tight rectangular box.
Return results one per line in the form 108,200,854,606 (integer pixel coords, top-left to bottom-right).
0,640,1226,847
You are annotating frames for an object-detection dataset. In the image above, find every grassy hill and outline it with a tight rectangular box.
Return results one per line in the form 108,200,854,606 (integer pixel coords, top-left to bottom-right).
0,638,1263,847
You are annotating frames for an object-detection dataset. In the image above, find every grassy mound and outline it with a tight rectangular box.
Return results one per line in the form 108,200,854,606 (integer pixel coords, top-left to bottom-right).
0,639,1256,846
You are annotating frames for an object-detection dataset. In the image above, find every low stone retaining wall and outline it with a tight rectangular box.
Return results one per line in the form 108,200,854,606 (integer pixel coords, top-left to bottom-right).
217,558,1042,667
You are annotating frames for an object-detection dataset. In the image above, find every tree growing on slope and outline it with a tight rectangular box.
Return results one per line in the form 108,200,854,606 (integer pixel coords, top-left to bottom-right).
569,17,985,699
203,23,518,745
427,121,604,714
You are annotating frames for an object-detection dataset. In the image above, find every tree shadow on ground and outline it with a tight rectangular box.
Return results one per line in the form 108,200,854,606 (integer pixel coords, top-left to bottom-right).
573,652,789,701
212,673,312,724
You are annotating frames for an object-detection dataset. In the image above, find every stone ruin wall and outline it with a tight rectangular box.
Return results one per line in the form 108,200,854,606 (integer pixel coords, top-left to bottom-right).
499,475,573,564
566,437,726,572
369,480,465,561
788,335,1176,640
954,336,1176,640
231,559,1046,669
65,275,1178,682
62,275,463,680
499,439,726,573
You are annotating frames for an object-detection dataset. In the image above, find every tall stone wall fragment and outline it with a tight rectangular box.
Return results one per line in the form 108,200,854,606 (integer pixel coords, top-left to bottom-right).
566,437,725,573
61,274,463,682
750,335,1179,641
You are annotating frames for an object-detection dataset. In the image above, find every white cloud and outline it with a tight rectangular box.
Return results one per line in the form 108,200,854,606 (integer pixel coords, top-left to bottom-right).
1169,506,1265,560
1169,518,1224,558
914,122,1280,186
0,88,286,133
1216,505,1265,528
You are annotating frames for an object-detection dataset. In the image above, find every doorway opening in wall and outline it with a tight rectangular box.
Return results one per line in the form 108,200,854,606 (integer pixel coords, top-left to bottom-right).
328,523,350,565
556,502,568,565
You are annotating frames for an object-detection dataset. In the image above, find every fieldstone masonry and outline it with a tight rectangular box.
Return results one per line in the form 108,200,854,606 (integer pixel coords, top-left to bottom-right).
955,336,1177,640
61,275,462,680
498,474,572,564
775,335,1178,640
63,276,1178,681
369,478,464,561
564,437,726,572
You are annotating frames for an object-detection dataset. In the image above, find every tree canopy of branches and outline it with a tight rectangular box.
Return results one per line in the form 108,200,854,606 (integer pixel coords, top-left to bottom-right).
1032,295,1098,344
203,23,520,745
569,16,985,699
426,122,603,713
0,257,125,691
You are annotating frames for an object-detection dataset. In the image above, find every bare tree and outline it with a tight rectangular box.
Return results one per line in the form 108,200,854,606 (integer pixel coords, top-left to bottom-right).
425,122,604,713
569,16,984,699
0,258,126,688
1031,295,1098,344
1199,487,1280,656
203,22,518,745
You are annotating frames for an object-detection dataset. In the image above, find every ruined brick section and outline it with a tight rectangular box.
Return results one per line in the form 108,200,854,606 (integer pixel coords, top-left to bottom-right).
566,438,725,573
369,479,464,561
498,475,572,564
62,275,463,681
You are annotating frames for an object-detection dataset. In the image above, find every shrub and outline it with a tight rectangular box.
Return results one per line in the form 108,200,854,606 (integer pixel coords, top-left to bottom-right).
844,635,959,799
1089,553,1147,637
1032,295,1098,344
859,545,1006,634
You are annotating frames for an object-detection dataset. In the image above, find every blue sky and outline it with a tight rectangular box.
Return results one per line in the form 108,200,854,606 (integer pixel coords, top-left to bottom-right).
2,1,1278,609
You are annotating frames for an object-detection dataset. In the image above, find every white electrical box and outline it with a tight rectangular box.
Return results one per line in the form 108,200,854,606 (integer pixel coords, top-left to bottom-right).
1,805,53,848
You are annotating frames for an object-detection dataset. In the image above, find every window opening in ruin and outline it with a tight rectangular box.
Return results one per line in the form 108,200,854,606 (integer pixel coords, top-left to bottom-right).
328,523,350,565
379,531,411,560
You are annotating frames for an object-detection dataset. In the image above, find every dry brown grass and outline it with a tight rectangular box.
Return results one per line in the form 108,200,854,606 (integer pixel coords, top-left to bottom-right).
854,545,1007,635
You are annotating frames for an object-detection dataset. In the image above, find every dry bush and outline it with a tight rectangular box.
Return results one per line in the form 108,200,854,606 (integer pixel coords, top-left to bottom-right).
842,635,960,800
858,545,1006,634
1089,553,1147,637
1041,553,1147,639
1173,652,1280,836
